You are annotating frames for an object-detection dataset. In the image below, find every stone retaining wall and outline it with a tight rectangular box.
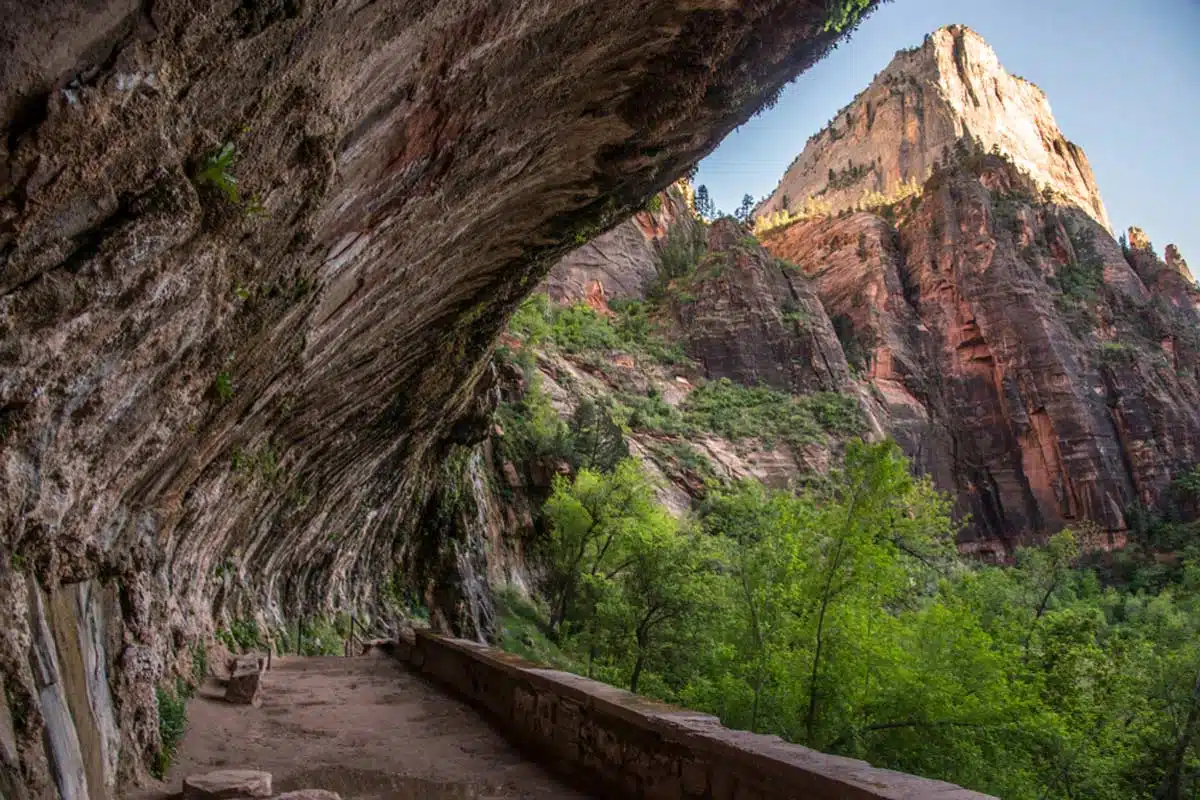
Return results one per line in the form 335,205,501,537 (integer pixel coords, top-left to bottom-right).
396,630,996,799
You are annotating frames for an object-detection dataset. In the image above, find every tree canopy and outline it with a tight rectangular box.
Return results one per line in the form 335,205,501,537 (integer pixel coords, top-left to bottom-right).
499,440,1200,799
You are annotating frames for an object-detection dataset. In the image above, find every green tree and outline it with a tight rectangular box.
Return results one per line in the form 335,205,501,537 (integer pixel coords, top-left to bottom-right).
617,522,716,693
504,435,1200,799
542,460,661,633
793,439,955,743
1018,529,1080,651
568,399,628,472
701,481,804,730
694,185,715,221
735,193,756,224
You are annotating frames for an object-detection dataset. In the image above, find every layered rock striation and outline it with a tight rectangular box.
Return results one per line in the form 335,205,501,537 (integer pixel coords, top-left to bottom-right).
546,184,695,305
757,25,1112,231
764,155,1200,553
0,0,880,795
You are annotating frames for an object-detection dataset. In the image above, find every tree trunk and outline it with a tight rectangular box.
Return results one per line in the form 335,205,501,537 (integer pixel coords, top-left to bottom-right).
752,670,764,732
1160,666,1200,800
630,653,645,694
805,487,860,744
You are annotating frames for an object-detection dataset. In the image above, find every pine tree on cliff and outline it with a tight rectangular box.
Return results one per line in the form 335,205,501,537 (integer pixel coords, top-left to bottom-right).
695,185,715,221
735,193,755,224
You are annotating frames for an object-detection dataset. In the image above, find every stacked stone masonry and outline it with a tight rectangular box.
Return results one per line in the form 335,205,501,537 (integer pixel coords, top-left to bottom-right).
397,630,995,800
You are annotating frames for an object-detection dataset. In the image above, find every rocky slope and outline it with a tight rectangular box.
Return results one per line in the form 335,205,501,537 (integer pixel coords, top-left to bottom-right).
756,25,1111,231
0,1,882,796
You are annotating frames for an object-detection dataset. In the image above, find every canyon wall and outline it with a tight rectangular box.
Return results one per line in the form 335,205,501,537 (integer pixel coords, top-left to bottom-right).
540,159,1199,554
0,1,879,795
764,155,1200,552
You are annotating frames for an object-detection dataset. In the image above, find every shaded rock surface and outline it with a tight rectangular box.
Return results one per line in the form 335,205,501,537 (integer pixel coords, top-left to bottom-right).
758,25,1111,230
545,183,695,305
1,1,878,792
673,219,852,394
182,769,271,799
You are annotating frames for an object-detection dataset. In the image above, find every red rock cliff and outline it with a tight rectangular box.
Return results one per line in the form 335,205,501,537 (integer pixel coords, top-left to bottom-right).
765,155,1200,553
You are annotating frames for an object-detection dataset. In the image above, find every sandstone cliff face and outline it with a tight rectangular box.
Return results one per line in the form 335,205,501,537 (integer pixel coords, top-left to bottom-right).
0,0,876,794
755,209,956,493
545,184,694,304
672,219,852,395
765,156,1200,553
757,25,1111,231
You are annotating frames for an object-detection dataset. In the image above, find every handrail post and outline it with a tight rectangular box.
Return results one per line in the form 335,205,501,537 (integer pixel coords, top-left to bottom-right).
344,613,367,657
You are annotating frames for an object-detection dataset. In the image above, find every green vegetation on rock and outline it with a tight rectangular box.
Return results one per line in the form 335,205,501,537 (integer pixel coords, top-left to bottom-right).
823,0,873,34
194,143,241,204
503,293,688,366
1058,225,1106,302
152,678,192,779
680,378,864,448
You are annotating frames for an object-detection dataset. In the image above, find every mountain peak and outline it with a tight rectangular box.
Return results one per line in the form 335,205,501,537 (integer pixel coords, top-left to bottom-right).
758,27,1111,230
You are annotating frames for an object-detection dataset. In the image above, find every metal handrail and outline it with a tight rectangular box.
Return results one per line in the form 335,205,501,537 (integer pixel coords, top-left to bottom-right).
344,613,369,657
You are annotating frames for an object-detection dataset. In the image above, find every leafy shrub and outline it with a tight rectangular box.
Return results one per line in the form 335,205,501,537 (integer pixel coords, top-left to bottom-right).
152,682,189,778
496,379,574,463
1099,341,1132,363
661,441,715,476
550,303,622,353
1058,226,1105,302
753,196,835,237
213,371,234,402
297,618,344,656
681,379,865,448
609,299,689,364
216,618,261,652
569,399,629,472
495,585,583,671
614,390,695,437
648,224,707,301
827,161,871,192
781,300,814,330
806,391,869,435
1175,465,1200,502
508,293,553,345
511,294,687,366
191,645,208,684
382,573,431,623
231,445,279,481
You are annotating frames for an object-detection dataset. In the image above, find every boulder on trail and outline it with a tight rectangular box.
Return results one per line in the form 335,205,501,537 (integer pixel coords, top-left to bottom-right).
224,657,264,706
182,769,272,799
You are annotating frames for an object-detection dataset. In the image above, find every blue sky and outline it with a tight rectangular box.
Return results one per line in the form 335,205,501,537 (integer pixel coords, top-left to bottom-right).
696,0,1199,276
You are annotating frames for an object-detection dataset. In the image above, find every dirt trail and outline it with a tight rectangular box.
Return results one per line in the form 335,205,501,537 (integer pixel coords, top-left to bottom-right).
135,654,590,799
